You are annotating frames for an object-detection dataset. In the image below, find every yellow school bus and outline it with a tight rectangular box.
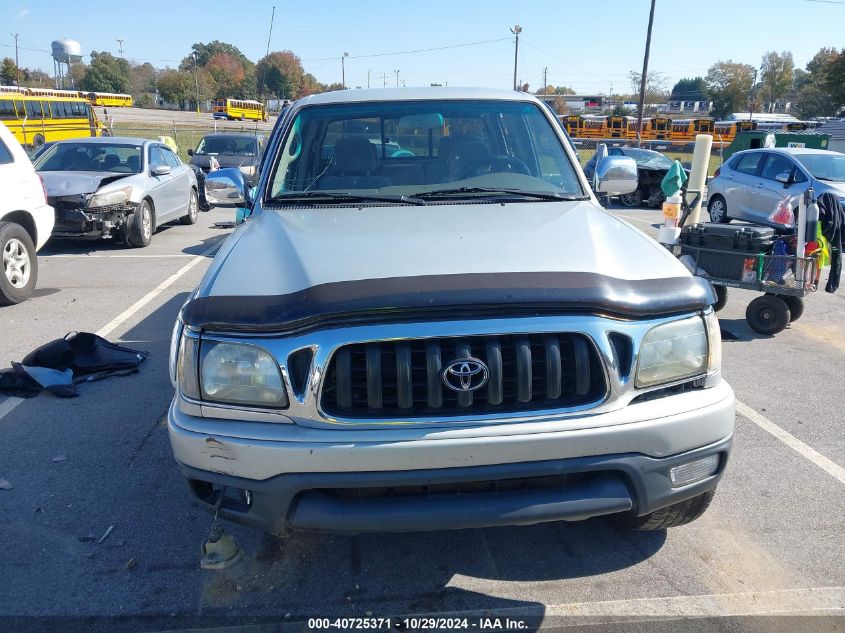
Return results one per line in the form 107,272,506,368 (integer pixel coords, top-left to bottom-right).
669,118,715,142
85,91,133,107
0,93,104,147
578,115,609,138
213,98,267,121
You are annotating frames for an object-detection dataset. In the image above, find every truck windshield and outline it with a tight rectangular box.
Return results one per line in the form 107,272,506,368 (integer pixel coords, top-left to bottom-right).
268,100,584,201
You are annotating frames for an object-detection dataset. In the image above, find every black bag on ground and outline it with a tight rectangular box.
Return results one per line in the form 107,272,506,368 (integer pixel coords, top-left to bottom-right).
0,332,148,399
22,332,148,376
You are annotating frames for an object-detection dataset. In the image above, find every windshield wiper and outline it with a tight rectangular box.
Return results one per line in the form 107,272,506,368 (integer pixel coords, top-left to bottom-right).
414,187,589,202
814,176,843,182
268,191,427,206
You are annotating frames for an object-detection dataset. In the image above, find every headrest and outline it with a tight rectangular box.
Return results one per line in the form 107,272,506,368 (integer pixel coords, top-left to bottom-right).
333,137,379,174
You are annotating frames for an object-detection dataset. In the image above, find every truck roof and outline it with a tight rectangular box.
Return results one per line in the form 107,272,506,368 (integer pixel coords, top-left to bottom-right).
295,87,540,107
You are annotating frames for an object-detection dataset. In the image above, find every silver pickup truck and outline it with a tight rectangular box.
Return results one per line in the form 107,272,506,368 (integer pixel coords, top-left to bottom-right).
167,87,734,536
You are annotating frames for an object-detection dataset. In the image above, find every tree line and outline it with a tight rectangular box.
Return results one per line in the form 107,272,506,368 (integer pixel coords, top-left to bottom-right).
0,40,343,109
635,49,844,119
2,44,843,118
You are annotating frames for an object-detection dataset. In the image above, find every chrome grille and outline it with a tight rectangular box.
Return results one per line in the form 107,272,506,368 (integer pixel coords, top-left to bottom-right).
321,333,606,418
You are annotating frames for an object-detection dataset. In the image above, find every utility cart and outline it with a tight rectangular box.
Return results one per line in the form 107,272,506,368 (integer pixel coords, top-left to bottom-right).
672,240,818,335
667,191,821,336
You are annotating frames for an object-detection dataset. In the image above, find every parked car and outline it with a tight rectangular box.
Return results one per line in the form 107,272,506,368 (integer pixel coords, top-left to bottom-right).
584,147,689,208
188,133,264,186
168,88,733,539
34,137,198,248
707,148,845,227
0,123,54,304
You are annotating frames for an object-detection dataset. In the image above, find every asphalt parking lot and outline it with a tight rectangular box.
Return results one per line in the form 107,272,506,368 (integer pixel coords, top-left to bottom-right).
0,203,843,632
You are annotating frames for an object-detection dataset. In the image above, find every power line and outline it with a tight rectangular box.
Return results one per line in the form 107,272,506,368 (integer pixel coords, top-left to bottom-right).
300,36,510,63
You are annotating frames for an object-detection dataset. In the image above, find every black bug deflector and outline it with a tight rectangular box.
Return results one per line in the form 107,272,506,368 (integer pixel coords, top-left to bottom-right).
180,272,715,333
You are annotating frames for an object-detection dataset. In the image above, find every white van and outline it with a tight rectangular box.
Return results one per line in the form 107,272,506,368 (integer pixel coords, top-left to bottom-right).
0,123,54,304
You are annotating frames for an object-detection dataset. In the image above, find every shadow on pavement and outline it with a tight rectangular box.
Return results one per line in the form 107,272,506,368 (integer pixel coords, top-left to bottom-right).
182,233,231,256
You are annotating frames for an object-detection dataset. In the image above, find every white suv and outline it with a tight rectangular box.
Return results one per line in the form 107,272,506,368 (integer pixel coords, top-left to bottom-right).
0,124,54,304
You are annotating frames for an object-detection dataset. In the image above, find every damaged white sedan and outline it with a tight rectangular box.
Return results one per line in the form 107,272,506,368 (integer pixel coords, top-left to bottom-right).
34,137,198,247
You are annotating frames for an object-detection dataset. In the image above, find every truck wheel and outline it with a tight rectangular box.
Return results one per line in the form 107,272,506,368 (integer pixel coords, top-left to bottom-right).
0,222,38,305
712,285,728,312
784,296,805,322
127,200,153,248
180,189,199,225
746,294,790,335
614,490,715,531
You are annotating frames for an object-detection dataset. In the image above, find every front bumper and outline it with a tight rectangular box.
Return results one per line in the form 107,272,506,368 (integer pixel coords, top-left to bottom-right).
168,381,735,535
51,202,137,237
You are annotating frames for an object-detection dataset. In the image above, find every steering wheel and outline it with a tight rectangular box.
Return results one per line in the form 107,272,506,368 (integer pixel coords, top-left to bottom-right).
458,154,532,179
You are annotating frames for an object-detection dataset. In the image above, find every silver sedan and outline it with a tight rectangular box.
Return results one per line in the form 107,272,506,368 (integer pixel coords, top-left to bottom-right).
35,137,199,247
707,148,845,227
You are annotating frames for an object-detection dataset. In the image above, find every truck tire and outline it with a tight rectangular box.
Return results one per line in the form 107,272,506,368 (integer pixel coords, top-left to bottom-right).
127,200,153,248
614,490,715,531
180,189,199,225
0,222,38,305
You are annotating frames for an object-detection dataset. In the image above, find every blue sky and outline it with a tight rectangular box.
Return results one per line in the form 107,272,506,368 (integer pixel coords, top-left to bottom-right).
4,0,844,94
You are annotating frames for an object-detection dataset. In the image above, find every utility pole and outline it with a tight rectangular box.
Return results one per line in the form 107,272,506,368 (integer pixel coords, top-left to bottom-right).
10,32,20,87
749,68,758,121
260,5,275,98
543,67,548,95
341,52,349,89
116,37,124,58
192,51,200,116
382,73,387,87
510,25,522,90
635,0,656,146
367,68,371,89
394,69,400,87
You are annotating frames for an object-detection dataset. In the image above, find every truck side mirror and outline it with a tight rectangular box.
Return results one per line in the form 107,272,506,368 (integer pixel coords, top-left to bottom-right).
595,156,638,196
205,168,247,207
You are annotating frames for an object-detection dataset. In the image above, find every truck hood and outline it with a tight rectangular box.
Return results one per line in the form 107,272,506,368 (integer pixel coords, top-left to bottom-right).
183,201,712,332
40,171,132,197
191,155,257,171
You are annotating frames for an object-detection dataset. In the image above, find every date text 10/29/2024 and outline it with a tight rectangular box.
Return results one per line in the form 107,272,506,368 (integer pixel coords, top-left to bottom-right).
307,617,529,630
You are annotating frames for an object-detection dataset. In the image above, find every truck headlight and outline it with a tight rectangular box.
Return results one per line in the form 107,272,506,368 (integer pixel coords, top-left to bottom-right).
200,341,288,408
635,315,709,388
88,187,131,208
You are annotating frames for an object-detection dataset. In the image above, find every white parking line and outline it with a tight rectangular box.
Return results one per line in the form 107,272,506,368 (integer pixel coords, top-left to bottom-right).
736,401,845,486
43,254,197,259
96,240,221,339
0,396,24,421
0,240,222,423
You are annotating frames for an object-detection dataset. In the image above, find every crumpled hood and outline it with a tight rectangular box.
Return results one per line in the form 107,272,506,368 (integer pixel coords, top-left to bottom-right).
40,171,131,197
200,200,693,297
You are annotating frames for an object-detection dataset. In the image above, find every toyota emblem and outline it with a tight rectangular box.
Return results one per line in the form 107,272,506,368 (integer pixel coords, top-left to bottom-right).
442,358,489,392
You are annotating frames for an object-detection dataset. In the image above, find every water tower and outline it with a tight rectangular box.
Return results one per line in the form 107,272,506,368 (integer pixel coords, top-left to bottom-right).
51,39,82,89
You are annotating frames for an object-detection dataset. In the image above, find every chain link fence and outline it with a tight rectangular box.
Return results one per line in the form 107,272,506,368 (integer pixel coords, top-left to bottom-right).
570,137,725,176
107,121,268,162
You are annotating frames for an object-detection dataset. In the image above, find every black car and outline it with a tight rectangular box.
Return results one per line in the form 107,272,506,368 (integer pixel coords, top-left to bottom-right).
584,147,690,208
188,133,265,197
